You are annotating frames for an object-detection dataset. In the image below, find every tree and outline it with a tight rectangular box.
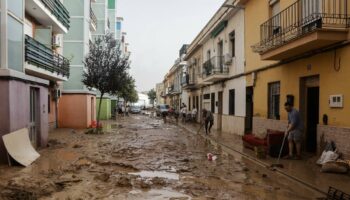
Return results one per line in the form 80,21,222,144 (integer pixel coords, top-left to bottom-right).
82,33,130,129
147,89,156,107
116,75,138,114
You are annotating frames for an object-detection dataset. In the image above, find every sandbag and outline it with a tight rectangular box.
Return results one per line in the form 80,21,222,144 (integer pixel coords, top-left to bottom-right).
321,161,349,174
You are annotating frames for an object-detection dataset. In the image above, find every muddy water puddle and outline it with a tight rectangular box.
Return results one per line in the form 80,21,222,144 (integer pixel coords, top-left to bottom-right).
129,170,179,180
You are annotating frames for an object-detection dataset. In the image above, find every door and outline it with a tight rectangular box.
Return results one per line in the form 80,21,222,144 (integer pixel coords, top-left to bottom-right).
34,27,53,48
29,88,39,148
245,87,254,133
218,92,223,130
300,76,319,153
306,87,319,152
211,93,215,113
91,97,95,122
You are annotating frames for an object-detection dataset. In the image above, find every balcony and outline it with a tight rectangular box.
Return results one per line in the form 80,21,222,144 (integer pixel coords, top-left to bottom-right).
25,35,70,81
252,0,350,60
90,8,97,31
202,56,229,82
182,73,199,90
25,0,70,33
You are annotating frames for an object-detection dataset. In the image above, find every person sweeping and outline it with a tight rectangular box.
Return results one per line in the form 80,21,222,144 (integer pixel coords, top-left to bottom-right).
202,108,214,135
284,102,304,160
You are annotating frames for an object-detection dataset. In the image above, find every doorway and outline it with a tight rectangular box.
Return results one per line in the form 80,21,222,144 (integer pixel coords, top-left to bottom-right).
245,87,254,133
29,87,40,148
300,76,320,153
306,87,319,152
218,91,223,130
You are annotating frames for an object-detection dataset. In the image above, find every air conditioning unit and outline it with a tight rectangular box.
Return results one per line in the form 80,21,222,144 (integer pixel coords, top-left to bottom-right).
52,35,62,48
329,95,343,108
224,53,232,65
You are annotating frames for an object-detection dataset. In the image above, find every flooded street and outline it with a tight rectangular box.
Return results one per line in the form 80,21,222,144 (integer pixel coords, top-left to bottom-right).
0,115,322,200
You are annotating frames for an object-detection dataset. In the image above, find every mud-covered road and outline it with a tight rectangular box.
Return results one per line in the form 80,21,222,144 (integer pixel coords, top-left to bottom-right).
0,115,321,199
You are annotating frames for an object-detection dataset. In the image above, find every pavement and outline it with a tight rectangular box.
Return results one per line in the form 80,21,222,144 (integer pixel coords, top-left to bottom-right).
177,120,350,195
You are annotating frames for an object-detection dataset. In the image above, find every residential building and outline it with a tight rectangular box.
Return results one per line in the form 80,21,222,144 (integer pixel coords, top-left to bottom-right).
0,0,70,163
155,83,165,105
241,0,350,158
164,45,188,110
183,0,246,134
59,0,97,128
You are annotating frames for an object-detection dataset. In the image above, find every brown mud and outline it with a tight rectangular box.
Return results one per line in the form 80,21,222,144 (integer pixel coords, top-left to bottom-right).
0,115,321,199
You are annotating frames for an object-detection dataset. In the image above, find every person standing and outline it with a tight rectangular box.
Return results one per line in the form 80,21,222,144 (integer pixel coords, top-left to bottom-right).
191,107,198,122
202,108,214,135
284,102,304,160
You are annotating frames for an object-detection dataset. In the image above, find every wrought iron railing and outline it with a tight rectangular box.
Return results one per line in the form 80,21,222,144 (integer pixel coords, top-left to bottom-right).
25,35,70,77
40,0,70,29
90,8,97,29
252,0,350,53
202,56,228,79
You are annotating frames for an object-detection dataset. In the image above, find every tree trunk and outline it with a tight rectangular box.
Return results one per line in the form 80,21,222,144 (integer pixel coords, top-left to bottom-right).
97,93,104,130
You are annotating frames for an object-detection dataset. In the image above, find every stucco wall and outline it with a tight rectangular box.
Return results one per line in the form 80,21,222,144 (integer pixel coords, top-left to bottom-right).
58,94,96,129
252,46,350,127
222,115,245,135
0,79,48,164
96,98,111,120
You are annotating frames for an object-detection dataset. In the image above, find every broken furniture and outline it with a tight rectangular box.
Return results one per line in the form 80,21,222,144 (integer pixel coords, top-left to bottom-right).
2,128,40,167
242,129,288,158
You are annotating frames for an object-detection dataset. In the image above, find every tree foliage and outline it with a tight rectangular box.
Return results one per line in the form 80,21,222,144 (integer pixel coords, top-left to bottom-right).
82,33,130,127
117,75,138,104
147,89,157,107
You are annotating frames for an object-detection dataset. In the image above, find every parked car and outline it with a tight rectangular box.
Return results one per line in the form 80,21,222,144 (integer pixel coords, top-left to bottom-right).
156,104,170,117
130,105,141,114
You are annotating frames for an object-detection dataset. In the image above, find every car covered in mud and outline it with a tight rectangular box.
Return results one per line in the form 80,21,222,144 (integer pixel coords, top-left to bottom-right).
155,104,170,117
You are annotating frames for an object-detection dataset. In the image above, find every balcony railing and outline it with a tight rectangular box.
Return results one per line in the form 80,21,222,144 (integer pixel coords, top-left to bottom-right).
25,35,70,77
40,0,70,29
252,0,350,53
90,8,97,29
202,56,229,79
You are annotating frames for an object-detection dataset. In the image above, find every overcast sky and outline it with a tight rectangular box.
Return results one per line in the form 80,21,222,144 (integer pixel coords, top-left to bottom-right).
117,0,225,92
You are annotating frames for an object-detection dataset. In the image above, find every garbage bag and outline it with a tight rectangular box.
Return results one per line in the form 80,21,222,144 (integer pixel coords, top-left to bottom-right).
317,150,339,165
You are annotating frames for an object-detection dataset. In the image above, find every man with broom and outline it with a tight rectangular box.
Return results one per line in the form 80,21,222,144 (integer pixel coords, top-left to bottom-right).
284,102,304,160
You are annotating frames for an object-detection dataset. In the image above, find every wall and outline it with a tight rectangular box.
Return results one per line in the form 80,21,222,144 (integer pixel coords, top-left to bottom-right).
253,46,350,126
0,79,48,164
58,94,96,128
96,98,111,120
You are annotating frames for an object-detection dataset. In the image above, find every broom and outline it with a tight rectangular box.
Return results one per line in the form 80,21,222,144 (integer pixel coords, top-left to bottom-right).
270,131,288,168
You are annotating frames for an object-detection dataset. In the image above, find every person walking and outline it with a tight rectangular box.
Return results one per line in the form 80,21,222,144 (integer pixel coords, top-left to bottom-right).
181,105,187,122
202,108,213,135
284,102,304,160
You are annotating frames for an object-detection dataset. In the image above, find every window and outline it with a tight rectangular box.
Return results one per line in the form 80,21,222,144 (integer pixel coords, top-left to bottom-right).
204,94,210,99
8,16,23,72
270,0,280,17
229,89,235,115
268,82,280,119
229,31,235,57
48,95,51,113
8,0,23,19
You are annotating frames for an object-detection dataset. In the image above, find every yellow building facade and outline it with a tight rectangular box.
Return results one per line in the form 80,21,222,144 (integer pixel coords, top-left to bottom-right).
241,0,350,157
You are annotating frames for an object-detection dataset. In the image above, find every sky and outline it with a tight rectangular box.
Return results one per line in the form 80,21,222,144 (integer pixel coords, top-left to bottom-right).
117,0,226,92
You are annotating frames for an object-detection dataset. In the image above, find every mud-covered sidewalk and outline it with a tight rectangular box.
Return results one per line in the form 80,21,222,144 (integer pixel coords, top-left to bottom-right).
0,115,322,199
